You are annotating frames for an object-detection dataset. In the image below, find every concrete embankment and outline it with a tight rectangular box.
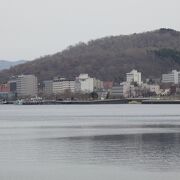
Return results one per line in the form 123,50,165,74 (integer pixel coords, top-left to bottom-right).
3,99,180,105
22,99,129,105
142,100,180,104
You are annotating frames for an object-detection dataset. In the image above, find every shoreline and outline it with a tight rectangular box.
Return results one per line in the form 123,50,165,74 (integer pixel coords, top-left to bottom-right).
2,99,180,105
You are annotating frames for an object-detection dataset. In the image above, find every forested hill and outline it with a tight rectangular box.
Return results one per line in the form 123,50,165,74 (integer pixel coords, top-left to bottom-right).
1,28,180,83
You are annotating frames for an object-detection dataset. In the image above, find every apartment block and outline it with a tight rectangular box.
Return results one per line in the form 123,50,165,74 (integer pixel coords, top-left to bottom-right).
16,75,38,97
162,70,180,84
53,78,75,94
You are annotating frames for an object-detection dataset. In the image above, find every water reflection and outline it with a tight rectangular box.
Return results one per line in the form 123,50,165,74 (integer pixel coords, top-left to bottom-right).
5,133,178,172
0,104,180,180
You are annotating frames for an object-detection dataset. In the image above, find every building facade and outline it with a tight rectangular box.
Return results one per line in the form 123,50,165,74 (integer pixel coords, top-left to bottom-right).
162,70,180,84
76,74,103,93
126,69,142,85
8,78,17,93
0,84,10,100
16,75,38,97
76,74,94,93
111,82,136,98
0,84,9,92
149,84,161,95
43,80,53,95
93,78,103,91
142,84,161,96
53,78,75,94
103,81,113,90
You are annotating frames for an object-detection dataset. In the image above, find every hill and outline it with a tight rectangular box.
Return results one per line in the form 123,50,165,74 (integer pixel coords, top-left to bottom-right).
0,60,26,71
0,28,180,83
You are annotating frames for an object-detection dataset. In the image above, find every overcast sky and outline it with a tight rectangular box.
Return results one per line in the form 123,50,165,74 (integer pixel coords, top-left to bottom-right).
0,0,179,61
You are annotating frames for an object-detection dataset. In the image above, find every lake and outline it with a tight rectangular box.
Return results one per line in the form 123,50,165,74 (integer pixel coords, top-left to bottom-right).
0,104,180,180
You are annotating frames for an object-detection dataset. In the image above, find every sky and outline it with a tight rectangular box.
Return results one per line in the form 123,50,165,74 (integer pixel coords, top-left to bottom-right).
0,0,179,61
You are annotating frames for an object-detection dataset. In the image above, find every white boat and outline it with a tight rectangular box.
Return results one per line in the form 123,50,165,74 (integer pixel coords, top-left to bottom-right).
14,99,24,105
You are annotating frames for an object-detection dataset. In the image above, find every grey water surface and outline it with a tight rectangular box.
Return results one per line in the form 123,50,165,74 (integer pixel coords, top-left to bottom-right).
0,104,180,180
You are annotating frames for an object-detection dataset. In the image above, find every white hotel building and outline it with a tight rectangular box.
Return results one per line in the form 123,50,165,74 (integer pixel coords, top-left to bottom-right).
52,74,103,94
126,69,142,85
76,74,94,93
162,70,180,84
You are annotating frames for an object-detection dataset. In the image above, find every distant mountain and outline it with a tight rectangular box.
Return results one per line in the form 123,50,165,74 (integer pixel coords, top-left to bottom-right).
0,60,26,71
0,28,180,83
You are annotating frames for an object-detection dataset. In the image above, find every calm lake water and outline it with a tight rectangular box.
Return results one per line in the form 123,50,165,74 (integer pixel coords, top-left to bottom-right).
0,104,180,180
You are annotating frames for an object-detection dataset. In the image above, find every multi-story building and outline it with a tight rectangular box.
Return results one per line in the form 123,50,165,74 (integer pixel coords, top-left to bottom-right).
76,74,94,93
43,80,53,95
111,86,124,98
149,84,161,95
93,78,103,91
76,74,103,93
142,84,161,95
111,82,136,98
126,69,142,85
53,78,75,94
7,78,17,93
0,84,10,100
162,70,180,84
0,84,9,92
16,75,38,97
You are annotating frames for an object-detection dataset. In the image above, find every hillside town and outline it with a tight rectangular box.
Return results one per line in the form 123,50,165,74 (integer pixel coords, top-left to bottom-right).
0,69,180,102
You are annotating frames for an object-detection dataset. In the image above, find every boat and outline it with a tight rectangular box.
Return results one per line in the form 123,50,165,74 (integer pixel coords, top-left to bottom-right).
14,99,24,105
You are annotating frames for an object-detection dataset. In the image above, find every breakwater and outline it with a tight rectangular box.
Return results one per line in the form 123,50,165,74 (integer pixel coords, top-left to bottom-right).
142,100,180,104
3,98,180,105
22,99,129,105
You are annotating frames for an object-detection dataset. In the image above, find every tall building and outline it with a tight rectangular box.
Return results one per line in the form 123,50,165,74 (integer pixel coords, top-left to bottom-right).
53,78,75,94
162,70,180,84
76,74,103,93
43,80,53,95
126,69,142,85
8,78,17,93
76,74,94,93
16,75,38,97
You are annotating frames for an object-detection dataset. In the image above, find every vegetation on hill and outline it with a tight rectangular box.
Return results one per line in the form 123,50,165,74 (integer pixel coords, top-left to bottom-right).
0,28,180,83
154,48,180,63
